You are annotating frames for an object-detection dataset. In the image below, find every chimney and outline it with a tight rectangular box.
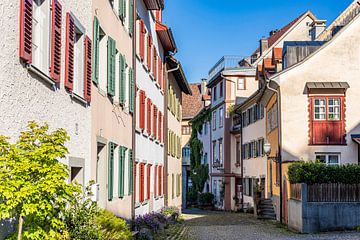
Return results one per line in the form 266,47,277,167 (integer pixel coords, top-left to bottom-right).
269,29,278,36
310,20,327,40
260,37,269,55
200,79,207,95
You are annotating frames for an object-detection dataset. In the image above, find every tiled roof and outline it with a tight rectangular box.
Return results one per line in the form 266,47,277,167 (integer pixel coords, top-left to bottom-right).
252,12,309,55
182,84,206,119
263,58,275,69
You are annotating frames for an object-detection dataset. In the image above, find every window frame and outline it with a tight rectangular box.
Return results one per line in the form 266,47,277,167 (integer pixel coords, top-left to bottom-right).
237,78,245,90
219,107,224,128
212,111,217,131
315,153,341,166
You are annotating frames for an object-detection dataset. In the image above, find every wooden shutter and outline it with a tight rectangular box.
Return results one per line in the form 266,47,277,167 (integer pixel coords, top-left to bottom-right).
84,36,92,103
119,0,126,20
152,47,157,80
129,67,134,113
158,112,162,142
107,37,116,96
19,0,33,64
128,0,134,35
140,163,145,202
153,106,157,138
93,17,100,84
158,58,163,89
159,166,162,196
139,90,145,130
119,54,126,104
50,0,62,83
108,142,115,201
147,99,152,135
172,174,174,199
147,164,151,200
139,20,145,61
128,149,133,195
147,35,152,70
64,13,74,91
154,165,157,197
158,166,161,196
118,146,126,198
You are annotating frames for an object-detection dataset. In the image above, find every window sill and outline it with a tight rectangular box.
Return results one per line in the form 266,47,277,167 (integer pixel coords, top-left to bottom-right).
27,65,56,88
309,143,347,146
70,92,88,106
135,127,142,133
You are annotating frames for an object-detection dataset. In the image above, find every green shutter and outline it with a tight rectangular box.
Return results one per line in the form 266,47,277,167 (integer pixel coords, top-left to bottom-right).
128,0,134,35
129,67,134,113
119,0,126,20
128,149,133,195
93,17,100,84
172,174,174,199
119,54,126,104
108,142,115,201
107,37,116,96
167,131,170,155
118,146,126,198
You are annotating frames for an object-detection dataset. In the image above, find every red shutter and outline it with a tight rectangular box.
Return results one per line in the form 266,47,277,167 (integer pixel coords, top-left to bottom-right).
154,165,157,197
50,0,62,83
153,47,157,81
158,165,162,196
153,106,157,138
134,163,137,202
158,58,162,89
155,10,162,22
84,36,92,103
140,163,144,202
147,99,152,135
147,164,151,200
147,36,152,70
139,20,145,61
64,13,74,91
140,90,145,130
19,0,33,64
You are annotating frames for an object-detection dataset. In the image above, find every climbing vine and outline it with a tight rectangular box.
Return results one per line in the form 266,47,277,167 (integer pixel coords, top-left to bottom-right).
188,109,211,195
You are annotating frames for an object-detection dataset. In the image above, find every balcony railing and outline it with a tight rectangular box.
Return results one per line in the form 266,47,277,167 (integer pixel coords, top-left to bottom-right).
208,56,245,80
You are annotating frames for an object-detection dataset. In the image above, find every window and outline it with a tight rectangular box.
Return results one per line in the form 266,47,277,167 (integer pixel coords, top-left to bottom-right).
73,20,85,97
267,102,278,133
236,140,240,165
213,86,217,101
219,139,223,166
244,178,253,196
219,107,224,128
182,147,190,158
182,125,191,135
212,111,217,130
204,122,208,135
316,153,340,165
32,0,51,74
219,81,223,98
238,78,245,90
310,96,345,145
212,141,217,164
203,153,208,165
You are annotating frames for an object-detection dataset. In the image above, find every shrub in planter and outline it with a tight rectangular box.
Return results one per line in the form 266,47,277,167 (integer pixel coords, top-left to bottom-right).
161,207,179,223
134,212,167,234
198,193,214,206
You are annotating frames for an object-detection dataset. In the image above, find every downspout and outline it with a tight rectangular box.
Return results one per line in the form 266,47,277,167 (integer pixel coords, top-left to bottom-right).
164,57,180,207
131,0,137,223
265,78,283,224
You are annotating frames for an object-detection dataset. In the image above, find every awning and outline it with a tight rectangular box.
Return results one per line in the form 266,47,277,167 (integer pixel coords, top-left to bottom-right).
352,135,360,144
143,0,164,10
306,82,350,89
156,22,177,53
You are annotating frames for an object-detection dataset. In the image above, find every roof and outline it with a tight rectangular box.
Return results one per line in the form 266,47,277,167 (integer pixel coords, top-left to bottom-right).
156,22,177,53
252,11,315,56
166,56,192,95
306,82,350,89
182,84,206,119
143,0,164,10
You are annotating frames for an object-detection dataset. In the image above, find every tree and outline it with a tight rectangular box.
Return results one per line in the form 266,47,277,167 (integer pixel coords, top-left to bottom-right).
0,121,80,239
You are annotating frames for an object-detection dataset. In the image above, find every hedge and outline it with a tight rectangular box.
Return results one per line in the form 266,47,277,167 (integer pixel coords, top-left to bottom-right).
288,161,360,185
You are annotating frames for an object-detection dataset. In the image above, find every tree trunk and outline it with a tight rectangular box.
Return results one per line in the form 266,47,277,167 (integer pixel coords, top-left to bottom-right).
17,215,23,240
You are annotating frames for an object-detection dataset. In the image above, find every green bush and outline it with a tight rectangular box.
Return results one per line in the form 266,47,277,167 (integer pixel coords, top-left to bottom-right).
288,161,360,184
198,193,214,206
95,210,132,240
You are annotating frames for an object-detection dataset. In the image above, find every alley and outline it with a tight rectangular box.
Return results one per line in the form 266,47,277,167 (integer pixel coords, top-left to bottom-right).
182,209,360,240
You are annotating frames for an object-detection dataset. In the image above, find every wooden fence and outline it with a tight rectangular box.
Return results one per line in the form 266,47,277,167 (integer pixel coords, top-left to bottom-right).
307,183,360,202
290,183,302,200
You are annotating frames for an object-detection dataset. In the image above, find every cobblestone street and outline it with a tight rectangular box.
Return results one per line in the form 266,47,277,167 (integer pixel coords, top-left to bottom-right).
182,209,360,240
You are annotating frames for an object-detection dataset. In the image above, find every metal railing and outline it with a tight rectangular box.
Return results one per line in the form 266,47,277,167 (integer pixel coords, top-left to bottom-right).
208,56,245,80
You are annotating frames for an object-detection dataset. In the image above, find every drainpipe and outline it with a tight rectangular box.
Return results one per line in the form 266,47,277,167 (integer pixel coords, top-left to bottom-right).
265,78,283,224
131,0,137,223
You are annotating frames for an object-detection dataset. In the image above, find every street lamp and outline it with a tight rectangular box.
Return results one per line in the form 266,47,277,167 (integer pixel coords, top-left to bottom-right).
263,140,271,156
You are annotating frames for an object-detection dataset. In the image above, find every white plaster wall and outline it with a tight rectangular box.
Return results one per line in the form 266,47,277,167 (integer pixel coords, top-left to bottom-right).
276,14,360,164
135,0,165,216
0,0,91,183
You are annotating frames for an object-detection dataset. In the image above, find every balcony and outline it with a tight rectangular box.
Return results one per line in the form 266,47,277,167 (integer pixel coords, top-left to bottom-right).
208,55,245,81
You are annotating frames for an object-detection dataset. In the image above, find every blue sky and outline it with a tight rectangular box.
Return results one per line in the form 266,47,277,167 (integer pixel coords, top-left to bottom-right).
163,0,352,83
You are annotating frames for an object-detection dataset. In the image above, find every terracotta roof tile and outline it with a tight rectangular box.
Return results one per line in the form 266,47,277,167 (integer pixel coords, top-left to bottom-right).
182,84,205,119
263,58,275,69
252,12,308,55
